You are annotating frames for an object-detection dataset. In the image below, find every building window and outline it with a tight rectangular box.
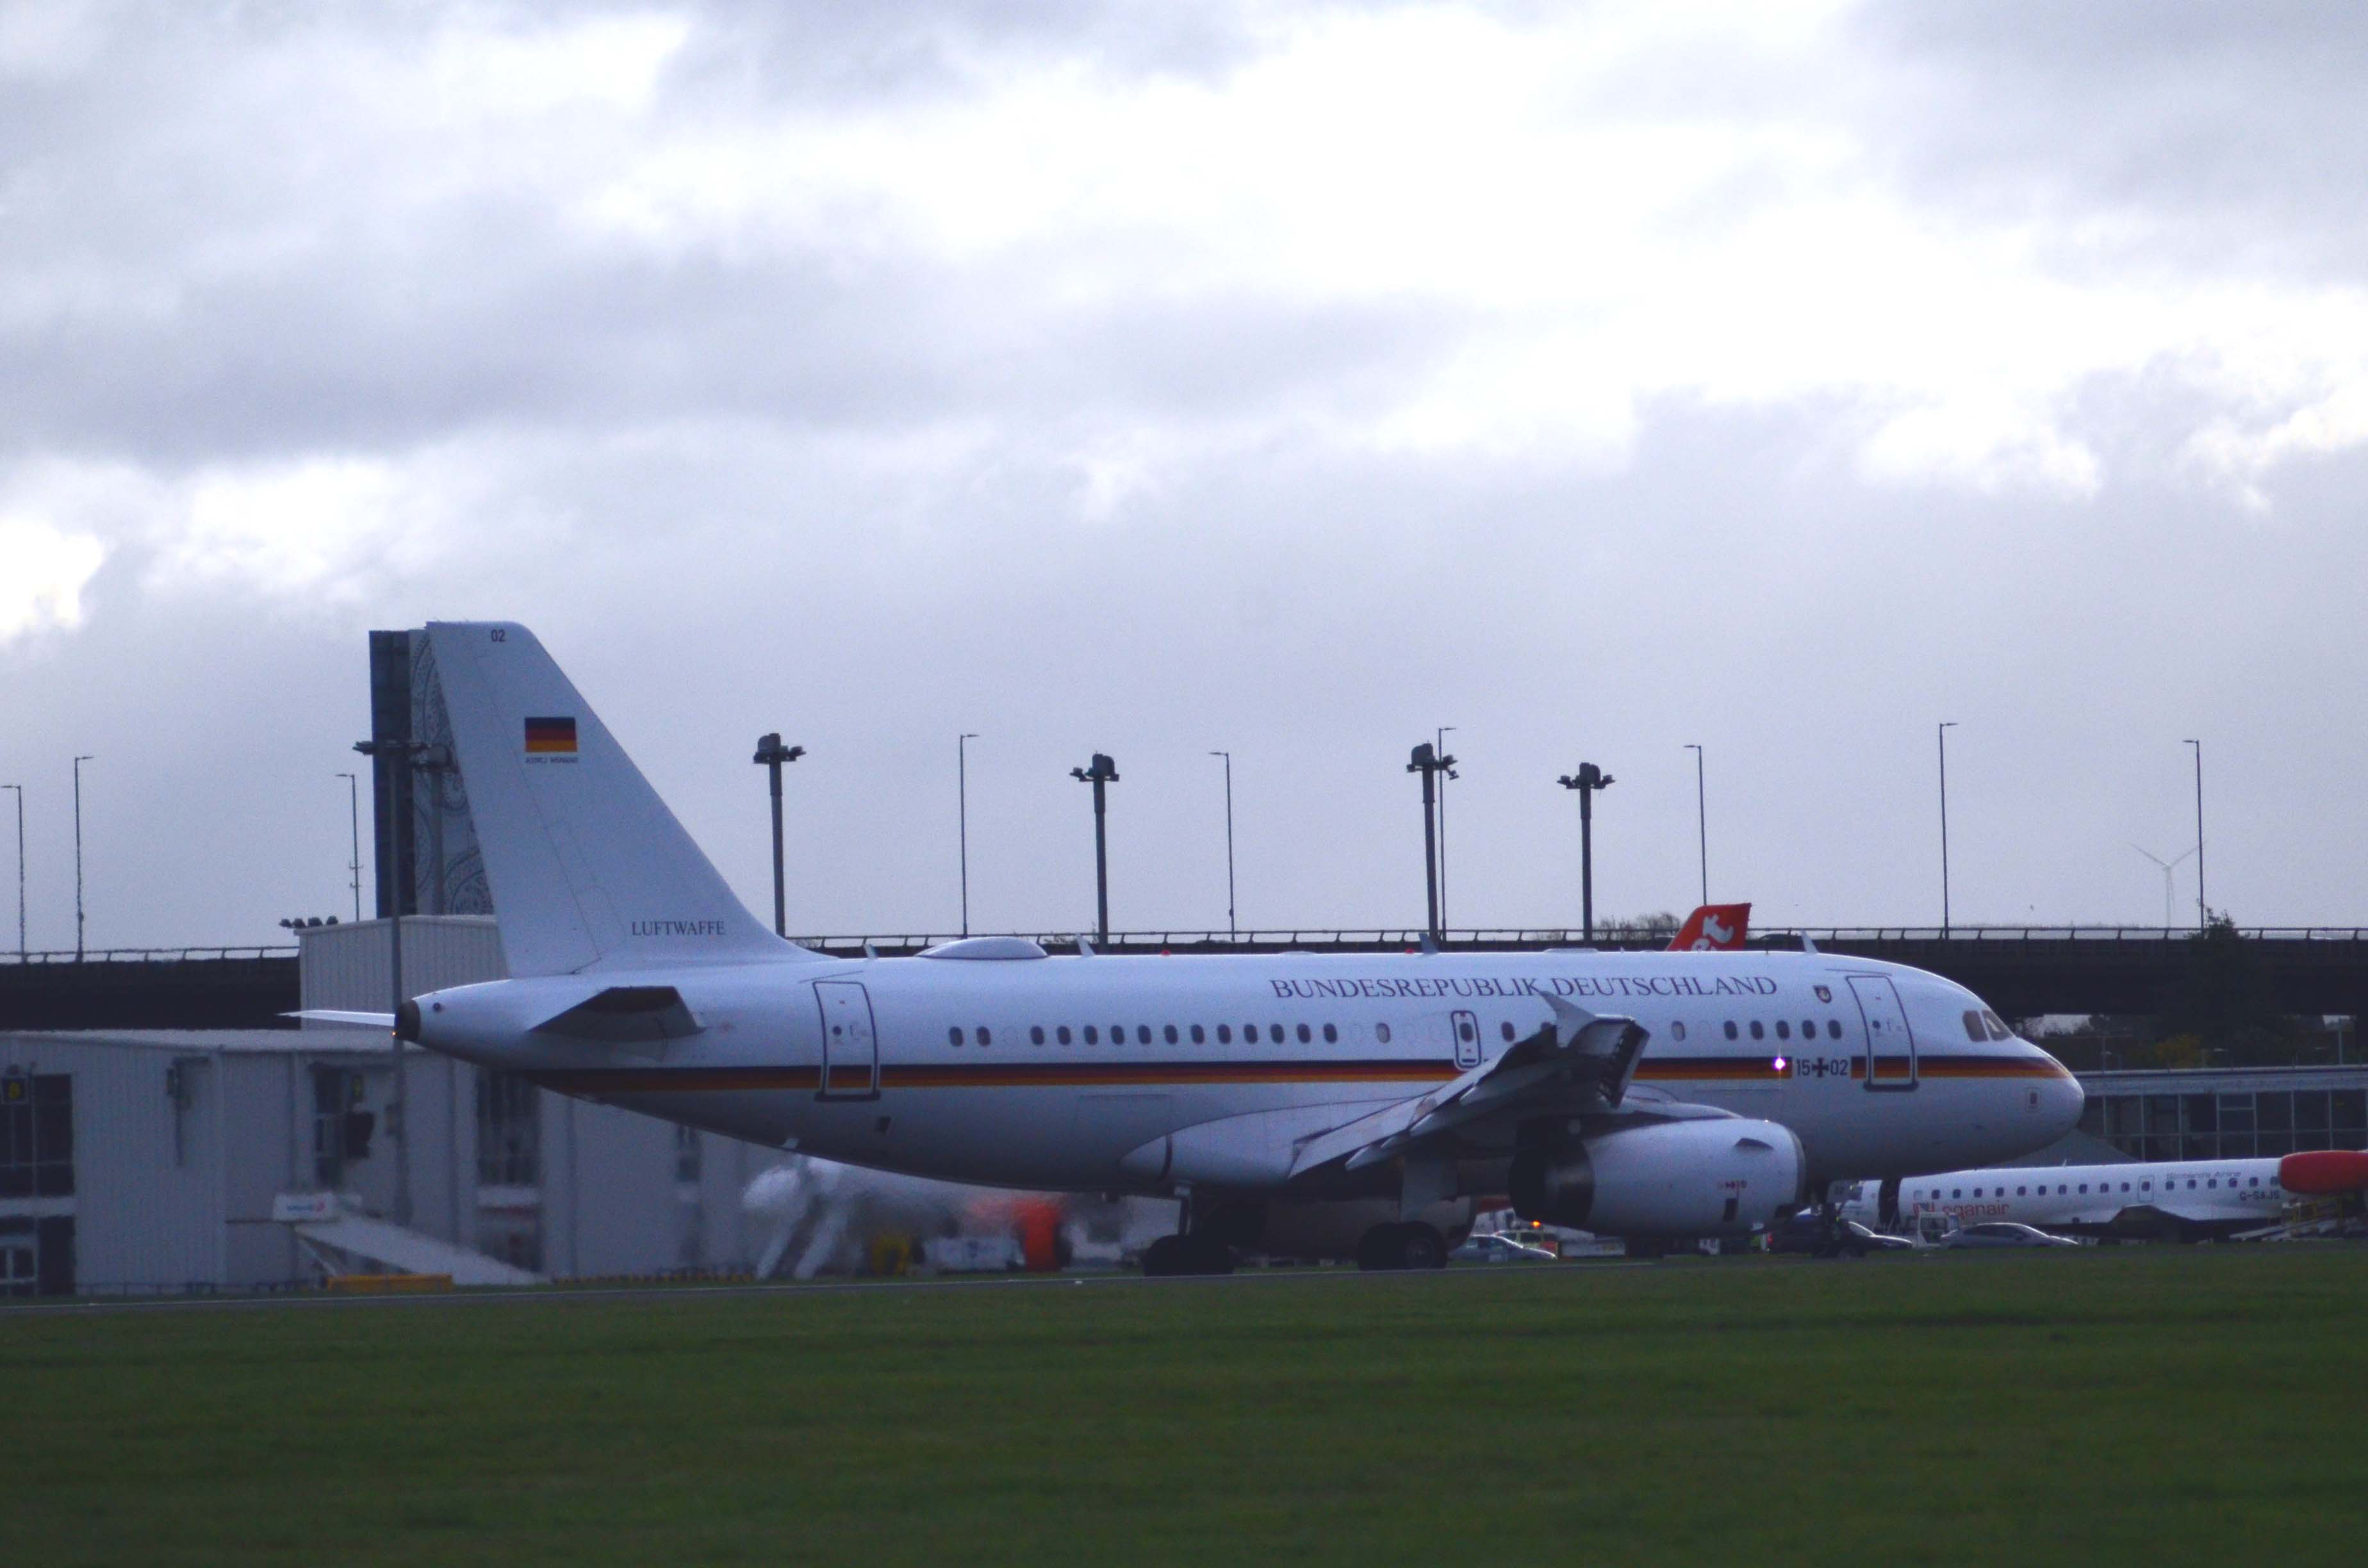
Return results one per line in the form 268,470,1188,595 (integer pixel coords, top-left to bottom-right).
315,1067,377,1191
674,1123,702,1184
0,1073,72,1198
476,1070,539,1188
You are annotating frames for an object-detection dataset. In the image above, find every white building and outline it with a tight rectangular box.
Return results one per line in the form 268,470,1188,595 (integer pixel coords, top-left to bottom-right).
1,917,785,1296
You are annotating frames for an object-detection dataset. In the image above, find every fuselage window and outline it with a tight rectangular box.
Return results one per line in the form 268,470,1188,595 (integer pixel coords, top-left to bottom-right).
2078,1184,2088,1194
1827,1020,1843,1040
2207,1179,2216,1188
1322,1023,1338,1043
2016,1186,2027,1196
950,1027,964,1046
1501,1020,1517,1042
1191,1024,1206,1044
1242,1024,1259,1043
1672,1021,1688,1041
1137,1025,1152,1045
1297,1024,1312,1044
1057,1025,1073,1045
1952,1189,1962,1199
1217,1024,1233,1043
1031,1026,1046,1045
1270,1023,1285,1043
1164,1025,1179,1045
1750,1021,1766,1040
978,1027,991,1047
1083,1025,1098,1045
1112,1024,1125,1044
1775,1020,1791,1041
1724,1021,1739,1040
1376,1022,1392,1043
1801,1020,1816,1039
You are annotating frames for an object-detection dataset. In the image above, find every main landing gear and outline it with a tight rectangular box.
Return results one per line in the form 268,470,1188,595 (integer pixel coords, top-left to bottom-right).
1355,1222,1448,1272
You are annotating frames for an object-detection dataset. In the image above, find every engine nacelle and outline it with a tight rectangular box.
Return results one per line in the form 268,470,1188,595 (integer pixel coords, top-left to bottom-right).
1509,1118,1808,1239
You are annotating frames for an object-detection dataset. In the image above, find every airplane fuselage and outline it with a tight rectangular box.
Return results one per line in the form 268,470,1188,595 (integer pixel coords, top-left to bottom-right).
415,945,2084,1196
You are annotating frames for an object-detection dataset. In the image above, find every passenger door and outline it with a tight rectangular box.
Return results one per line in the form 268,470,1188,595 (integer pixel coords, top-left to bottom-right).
1850,975,1918,1091
1450,1009,1484,1070
814,981,880,1100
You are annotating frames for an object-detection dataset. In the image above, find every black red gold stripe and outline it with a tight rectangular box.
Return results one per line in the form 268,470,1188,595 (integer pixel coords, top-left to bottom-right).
528,1050,2068,1098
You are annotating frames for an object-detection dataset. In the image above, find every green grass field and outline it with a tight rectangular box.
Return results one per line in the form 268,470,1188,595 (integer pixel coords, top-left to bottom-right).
8,1249,2365,1566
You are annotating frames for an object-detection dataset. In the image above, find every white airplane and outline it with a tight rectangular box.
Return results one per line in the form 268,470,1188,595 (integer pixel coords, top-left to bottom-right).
315,622,2084,1274
1848,1147,2368,1243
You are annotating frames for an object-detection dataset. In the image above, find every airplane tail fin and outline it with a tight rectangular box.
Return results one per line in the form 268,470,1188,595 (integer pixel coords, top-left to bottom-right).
1668,903,1751,951
424,621,817,976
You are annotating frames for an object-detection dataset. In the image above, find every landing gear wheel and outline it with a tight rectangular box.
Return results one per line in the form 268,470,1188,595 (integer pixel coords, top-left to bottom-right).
1356,1223,1447,1271
1398,1224,1447,1270
1183,1234,1237,1275
1141,1235,1185,1277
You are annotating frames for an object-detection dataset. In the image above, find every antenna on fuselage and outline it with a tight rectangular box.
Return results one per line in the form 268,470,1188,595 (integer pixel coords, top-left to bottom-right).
1798,932,1820,955
1078,936,1096,957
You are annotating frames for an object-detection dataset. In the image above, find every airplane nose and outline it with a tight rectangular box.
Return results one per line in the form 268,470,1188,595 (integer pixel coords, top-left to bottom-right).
2042,1054,2085,1136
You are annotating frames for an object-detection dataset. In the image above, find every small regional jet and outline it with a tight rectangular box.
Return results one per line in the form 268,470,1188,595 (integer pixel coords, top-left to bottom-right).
309,623,2084,1273
1860,1147,2368,1242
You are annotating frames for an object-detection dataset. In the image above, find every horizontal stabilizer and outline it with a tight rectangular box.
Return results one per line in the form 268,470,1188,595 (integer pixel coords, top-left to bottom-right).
285,1009,397,1029
530,985,703,1043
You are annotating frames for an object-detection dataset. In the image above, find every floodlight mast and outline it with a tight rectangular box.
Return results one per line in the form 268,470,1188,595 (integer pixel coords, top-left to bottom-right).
353,734,437,1229
1407,743,1457,943
1556,762,1615,943
753,733,805,938
1070,753,1119,943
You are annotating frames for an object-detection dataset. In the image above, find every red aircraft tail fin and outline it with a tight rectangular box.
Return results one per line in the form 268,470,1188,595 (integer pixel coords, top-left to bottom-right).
1669,903,1752,951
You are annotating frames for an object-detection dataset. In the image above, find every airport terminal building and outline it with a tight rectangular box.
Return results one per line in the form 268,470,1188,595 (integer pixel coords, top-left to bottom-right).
2,919,785,1296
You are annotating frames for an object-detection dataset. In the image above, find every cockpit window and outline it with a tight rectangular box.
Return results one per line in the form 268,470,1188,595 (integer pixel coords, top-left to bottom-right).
1962,1010,1985,1041
1982,1009,2012,1041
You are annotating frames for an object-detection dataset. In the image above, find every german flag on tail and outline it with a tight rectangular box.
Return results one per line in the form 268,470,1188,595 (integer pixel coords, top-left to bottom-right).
523,715,578,756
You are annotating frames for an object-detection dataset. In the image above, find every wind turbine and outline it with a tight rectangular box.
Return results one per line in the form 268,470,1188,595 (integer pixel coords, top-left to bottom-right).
2130,842,2197,927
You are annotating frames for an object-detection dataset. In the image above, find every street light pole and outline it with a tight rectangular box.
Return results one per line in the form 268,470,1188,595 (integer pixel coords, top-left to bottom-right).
1435,726,1456,932
72,755,92,960
1209,751,1236,939
1683,744,1707,906
338,772,362,923
1408,743,1456,943
352,735,427,1228
1070,754,1119,943
1556,763,1615,943
3,784,22,960
2186,739,2207,931
753,733,805,939
958,734,978,937
1937,722,1958,936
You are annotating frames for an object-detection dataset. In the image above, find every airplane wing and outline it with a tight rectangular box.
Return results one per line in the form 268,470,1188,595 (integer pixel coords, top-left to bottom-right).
1281,995,1731,1184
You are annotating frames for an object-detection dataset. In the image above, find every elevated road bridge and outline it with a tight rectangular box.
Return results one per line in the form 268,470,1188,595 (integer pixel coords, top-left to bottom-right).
5,928,2364,1030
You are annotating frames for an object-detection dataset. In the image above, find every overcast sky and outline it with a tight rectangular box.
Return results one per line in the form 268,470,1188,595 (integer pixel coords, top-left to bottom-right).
4,0,2366,952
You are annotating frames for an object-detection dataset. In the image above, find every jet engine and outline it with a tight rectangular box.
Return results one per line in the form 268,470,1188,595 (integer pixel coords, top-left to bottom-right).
1509,1119,1808,1239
